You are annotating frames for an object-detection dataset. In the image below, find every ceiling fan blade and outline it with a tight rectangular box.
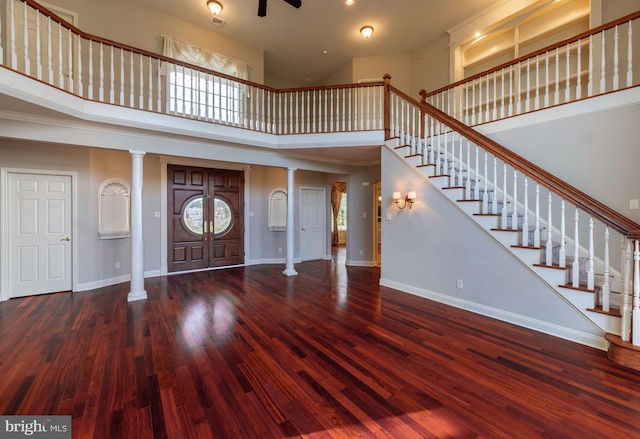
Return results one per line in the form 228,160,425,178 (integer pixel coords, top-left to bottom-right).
283,0,302,8
258,0,267,17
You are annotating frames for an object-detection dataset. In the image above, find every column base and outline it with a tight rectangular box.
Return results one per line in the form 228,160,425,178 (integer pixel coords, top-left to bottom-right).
127,290,147,302
282,268,298,277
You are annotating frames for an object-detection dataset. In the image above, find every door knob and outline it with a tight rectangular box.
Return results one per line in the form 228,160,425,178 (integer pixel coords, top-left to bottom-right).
301,227,306,231
60,236,71,241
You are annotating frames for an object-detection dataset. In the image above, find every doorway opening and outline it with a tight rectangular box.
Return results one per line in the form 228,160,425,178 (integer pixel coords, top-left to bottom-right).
331,181,347,263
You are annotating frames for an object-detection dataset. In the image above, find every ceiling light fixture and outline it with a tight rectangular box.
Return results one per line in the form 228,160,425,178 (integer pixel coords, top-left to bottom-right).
346,0,354,5
207,0,223,15
360,25,374,39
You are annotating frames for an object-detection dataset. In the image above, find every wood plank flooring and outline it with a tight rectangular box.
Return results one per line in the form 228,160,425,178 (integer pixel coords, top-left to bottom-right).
1,251,640,438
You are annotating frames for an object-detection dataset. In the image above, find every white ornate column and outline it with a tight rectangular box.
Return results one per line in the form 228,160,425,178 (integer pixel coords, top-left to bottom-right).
128,150,147,302
283,167,298,277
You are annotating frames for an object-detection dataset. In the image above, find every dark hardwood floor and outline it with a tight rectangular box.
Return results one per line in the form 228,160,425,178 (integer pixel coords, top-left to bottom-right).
1,248,639,438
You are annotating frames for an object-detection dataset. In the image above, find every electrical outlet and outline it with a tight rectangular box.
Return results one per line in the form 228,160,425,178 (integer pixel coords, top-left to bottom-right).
278,247,282,254
359,250,364,256
456,279,463,289
630,199,639,210
115,261,121,270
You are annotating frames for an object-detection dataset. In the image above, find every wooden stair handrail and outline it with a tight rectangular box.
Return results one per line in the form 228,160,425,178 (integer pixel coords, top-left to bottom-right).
426,10,640,98
387,84,640,240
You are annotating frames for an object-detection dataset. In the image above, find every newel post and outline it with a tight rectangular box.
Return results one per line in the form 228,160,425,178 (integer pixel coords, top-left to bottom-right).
418,89,428,140
383,73,391,140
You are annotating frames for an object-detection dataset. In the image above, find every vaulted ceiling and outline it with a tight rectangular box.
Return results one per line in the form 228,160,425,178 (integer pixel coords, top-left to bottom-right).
133,0,499,86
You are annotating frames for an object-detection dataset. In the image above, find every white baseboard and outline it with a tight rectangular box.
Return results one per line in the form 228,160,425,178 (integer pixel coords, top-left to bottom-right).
379,277,608,351
346,260,377,267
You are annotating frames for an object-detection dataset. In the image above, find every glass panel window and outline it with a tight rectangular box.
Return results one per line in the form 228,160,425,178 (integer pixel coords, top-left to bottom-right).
337,193,347,231
169,70,242,124
183,197,203,235
214,197,233,235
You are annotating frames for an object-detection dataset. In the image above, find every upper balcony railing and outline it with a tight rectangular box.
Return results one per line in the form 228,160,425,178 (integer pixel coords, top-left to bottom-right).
1,0,384,135
424,10,640,125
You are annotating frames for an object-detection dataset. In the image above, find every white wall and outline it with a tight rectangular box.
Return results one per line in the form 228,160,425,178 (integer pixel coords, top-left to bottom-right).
45,0,265,84
479,90,640,224
380,147,603,345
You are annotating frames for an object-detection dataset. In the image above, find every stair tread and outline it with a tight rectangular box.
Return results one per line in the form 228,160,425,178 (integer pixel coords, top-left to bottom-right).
533,263,569,271
511,244,542,250
417,164,434,168
491,228,519,233
474,213,500,217
587,305,621,317
559,282,600,293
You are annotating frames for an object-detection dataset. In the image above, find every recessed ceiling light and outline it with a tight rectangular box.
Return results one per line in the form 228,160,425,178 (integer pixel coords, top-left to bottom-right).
346,0,354,5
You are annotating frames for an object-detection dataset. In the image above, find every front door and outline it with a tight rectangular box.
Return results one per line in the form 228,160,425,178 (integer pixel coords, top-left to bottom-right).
8,172,73,297
168,165,244,272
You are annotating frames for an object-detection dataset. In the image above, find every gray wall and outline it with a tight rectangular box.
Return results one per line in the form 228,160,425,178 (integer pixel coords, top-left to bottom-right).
380,147,601,342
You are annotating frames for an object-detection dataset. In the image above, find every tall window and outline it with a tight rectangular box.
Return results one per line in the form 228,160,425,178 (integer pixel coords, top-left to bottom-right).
168,70,242,124
337,193,347,231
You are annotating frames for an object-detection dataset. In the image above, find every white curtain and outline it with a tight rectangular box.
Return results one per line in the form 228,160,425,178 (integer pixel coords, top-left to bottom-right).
162,35,249,80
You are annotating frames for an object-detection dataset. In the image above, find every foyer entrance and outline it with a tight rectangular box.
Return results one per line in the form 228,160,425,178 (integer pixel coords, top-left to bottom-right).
168,165,244,272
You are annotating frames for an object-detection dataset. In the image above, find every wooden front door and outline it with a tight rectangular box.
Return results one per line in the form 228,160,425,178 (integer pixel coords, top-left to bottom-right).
168,165,244,272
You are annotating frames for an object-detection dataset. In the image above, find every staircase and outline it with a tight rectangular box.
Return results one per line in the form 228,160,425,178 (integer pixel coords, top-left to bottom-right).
387,136,622,336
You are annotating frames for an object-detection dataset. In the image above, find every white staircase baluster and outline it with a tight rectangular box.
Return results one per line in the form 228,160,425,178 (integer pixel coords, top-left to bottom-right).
330,89,334,132
601,227,610,312
565,43,571,103
534,184,540,247
435,125,442,175
0,2,3,63
576,39,582,99
157,59,162,112
120,49,125,105
492,157,498,215
627,21,633,88
367,86,371,131
572,209,580,287
23,1,30,75
554,48,560,105
511,171,518,231
522,177,529,246
278,92,283,134
57,23,63,88
613,25,619,90
148,57,153,111
10,0,17,69
546,193,553,265
535,56,540,110
471,79,476,125
544,52,549,108
464,83,469,125
451,132,457,184
501,164,508,228
600,30,606,94
109,46,115,104
99,43,105,102
525,59,530,112
587,217,594,290
474,145,480,199
313,90,318,133
633,239,640,345
458,133,463,184
621,239,632,341
465,140,471,199
47,16,53,83
77,36,82,97
588,35,594,96
66,29,73,92
492,71,497,121
36,11,42,80
88,42,93,100
482,152,488,213
560,200,566,268
516,62,522,114
429,117,436,164
443,130,449,179
478,78,483,124
129,52,134,107
500,68,506,119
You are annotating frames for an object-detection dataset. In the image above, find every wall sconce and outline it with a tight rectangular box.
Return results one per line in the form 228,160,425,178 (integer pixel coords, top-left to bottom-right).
207,0,223,15
392,191,416,209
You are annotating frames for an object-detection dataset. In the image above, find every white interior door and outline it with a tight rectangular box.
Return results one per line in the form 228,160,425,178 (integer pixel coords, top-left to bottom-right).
8,173,73,298
301,188,324,261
